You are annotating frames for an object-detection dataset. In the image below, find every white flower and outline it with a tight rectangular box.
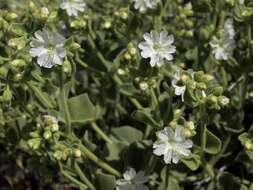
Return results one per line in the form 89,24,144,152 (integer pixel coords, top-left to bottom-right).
138,31,176,67
29,29,66,68
209,18,236,60
60,0,86,17
153,126,193,164
133,0,158,12
116,167,149,190
171,70,186,102
172,69,194,102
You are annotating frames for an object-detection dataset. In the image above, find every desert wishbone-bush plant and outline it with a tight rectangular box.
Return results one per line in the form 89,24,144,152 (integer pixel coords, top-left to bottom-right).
1,0,253,189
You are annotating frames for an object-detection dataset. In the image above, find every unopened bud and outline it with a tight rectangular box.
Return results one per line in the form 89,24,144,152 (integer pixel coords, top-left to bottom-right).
40,7,49,19
43,130,52,139
74,149,82,158
117,68,126,75
139,81,149,91
218,96,230,106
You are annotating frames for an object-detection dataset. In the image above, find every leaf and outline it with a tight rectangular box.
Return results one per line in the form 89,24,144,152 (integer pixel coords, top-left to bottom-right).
28,82,54,109
96,171,116,190
158,91,173,124
132,109,161,128
111,126,143,144
119,83,139,97
204,128,221,154
181,154,201,171
218,172,241,190
67,93,96,123
105,142,126,161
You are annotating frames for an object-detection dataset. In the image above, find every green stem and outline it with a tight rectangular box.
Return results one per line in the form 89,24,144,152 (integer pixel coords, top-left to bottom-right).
78,143,120,177
60,164,88,190
90,122,113,144
59,72,72,134
210,134,231,166
74,162,96,190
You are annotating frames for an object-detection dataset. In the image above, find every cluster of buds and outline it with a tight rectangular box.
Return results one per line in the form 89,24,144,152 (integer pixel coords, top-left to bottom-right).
169,109,196,137
134,77,156,91
52,146,82,161
70,15,89,29
124,42,138,61
194,71,229,109
174,69,230,109
27,115,60,150
175,3,194,38
29,2,51,21
114,8,129,20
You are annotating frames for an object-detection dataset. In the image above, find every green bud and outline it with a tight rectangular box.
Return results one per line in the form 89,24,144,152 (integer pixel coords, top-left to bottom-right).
40,7,50,19
195,71,205,82
244,140,252,150
206,95,218,105
51,124,59,132
3,86,12,102
70,42,81,50
0,66,9,79
212,86,224,96
139,81,149,91
117,68,126,75
5,12,18,21
11,59,26,68
13,73,23,81
218,96,230,106
185,121,195,130
30,131,40,138
196,82,207,90
63,59,72,73
28,138,41,150
74,149,82,158
43,130,52,139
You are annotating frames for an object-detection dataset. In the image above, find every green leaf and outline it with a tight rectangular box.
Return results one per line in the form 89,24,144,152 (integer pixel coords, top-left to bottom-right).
111,126,143,144
28,82,54,109
181,154,201,171
218,172,241,190
204,128,221,154
67,93,96,123
105,142,126,161
158,91,173,124
96,171,116,190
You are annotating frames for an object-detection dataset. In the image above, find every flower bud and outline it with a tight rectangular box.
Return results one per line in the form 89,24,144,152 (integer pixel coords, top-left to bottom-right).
3,86,12,102
169,121,177,129
195,71,205,82
124,52,131,60
183,128,192,138
139,81,149,91
43,130,52,139
40,7,49,19
206,95,218,105
28,138,41,150
103,21,112,29
196,82,207,90
218,96,230,106
212,86,224,96
185,121,195,130
117,68,126,75
6,12,18,20
11,59,26,68
74,149,82,158
244,140,252,150
51,124,59,132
